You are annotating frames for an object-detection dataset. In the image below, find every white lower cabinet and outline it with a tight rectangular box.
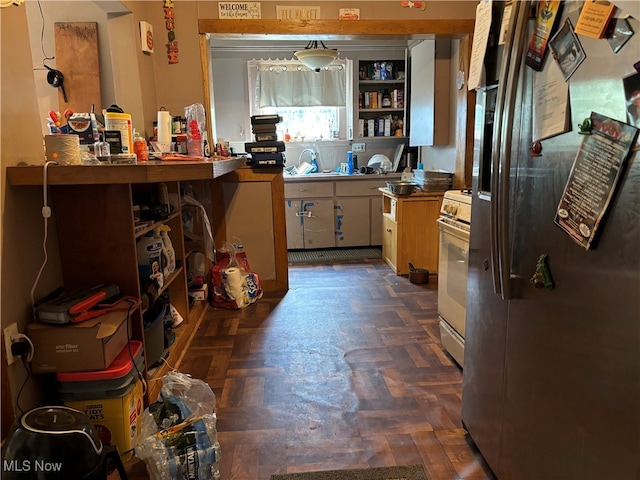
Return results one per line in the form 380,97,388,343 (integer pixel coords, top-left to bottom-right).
335,197,370,247
285,198,335,249
285,177,395,249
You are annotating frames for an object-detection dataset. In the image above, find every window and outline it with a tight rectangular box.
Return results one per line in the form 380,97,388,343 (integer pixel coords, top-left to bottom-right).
248,59,353,140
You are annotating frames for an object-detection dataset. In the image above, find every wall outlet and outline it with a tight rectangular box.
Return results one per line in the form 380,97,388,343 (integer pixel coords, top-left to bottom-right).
4,323,19,366
352,143,366,152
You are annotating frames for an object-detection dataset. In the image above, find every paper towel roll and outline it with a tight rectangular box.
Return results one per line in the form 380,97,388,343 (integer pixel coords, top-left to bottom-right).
157,110,172,143
222,267,246,303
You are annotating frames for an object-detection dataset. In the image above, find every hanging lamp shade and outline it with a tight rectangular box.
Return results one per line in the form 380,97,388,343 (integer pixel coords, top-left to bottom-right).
294,41,339,72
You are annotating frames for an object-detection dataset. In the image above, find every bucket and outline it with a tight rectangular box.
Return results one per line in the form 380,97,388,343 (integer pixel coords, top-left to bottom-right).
408,263,429,284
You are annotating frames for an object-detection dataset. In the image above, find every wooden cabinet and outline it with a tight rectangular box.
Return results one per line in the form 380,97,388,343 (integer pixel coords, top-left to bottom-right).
381,189,443,275
357,59,406,139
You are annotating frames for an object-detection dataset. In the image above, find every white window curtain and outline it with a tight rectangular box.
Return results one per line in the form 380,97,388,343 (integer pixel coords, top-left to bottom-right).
250,59,347,108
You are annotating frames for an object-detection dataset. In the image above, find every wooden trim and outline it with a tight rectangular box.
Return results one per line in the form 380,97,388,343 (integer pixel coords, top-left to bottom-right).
198,19,474,38
200,34,214,156
454,34,476,190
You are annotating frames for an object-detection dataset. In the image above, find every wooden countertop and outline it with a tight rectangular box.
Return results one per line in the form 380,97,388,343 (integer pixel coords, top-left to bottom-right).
379,187,446,198
6,157,248,186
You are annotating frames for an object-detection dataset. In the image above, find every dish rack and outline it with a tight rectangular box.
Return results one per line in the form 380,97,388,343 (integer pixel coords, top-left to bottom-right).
412,170,453,191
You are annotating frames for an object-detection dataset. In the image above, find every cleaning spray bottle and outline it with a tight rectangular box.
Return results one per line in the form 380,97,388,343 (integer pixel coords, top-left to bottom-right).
158,225,176,277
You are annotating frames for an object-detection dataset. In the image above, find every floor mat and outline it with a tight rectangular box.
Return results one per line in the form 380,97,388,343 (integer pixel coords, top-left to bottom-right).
288,247,382,264
271,465,428,480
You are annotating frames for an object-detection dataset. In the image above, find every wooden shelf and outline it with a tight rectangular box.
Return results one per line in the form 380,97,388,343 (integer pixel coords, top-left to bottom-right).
6,157,248,186
359,108,404,113
134,212,183,238
359,79,404,85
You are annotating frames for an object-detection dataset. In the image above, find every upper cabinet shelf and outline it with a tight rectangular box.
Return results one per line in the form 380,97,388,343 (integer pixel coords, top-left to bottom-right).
356,59,406,139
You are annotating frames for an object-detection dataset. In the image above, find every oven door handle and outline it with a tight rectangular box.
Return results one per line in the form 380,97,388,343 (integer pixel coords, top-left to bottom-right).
437,218,470,241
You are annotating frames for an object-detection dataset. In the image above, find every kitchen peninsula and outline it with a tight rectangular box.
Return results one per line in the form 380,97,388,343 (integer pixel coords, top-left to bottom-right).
7,158,287,403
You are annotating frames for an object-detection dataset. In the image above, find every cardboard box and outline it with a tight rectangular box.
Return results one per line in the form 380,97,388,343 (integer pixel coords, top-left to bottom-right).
189,283,208,301
64,379,143,458
28,307,130,373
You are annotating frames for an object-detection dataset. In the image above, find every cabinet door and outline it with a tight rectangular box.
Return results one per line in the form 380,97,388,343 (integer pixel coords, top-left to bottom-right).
397,196,442,274
302,198,335,248
408,40,450,146
382,215,398,272
335,197,370,247
370,196,383,245
285,199,304,249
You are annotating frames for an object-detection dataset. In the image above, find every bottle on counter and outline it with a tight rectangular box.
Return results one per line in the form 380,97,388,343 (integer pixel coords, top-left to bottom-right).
133,130,149,162
347,151,354,175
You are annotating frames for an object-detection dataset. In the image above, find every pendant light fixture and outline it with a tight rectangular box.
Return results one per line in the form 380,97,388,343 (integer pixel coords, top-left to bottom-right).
294,40,340,72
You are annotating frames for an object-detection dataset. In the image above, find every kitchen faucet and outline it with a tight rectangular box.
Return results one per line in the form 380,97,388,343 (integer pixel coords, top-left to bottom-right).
298,148,317,166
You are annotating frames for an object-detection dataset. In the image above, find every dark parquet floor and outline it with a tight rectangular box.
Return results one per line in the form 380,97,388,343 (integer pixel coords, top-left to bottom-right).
125,259,495,480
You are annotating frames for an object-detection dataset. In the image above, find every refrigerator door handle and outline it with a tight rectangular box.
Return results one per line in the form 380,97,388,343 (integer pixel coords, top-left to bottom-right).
490,0,522,296
497,1,530,300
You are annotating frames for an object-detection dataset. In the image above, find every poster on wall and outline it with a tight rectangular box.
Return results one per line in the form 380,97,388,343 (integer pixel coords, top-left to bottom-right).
554,112,639,249
218,2,261,19
140,21,154,53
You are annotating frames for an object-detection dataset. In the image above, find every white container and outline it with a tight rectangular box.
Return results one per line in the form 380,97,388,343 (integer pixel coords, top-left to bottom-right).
104,112,134,154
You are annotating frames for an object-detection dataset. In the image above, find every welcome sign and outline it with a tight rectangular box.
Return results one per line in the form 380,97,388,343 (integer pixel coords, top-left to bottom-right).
218,2,261,19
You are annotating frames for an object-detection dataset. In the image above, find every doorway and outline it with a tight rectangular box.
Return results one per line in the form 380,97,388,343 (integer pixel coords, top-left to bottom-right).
199,19,475,284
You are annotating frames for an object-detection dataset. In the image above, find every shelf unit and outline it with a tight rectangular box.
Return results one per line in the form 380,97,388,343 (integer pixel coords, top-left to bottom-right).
6,159,247,405
357,60,406,139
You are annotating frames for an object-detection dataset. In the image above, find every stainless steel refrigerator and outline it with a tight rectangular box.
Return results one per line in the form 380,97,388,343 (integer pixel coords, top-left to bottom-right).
462,1,640,478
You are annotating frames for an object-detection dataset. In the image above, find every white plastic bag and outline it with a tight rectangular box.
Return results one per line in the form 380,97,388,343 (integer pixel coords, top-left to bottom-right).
134,371,220,480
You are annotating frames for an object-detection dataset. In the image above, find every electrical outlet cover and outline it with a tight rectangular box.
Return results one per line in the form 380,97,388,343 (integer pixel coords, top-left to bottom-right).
4,322,19,365
352,143,366,152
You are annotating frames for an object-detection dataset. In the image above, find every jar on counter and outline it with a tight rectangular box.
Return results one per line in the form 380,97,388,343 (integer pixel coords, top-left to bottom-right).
133,131,148,162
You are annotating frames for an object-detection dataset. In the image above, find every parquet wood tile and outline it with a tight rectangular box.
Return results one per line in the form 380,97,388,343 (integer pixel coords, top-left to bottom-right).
125,260,495,480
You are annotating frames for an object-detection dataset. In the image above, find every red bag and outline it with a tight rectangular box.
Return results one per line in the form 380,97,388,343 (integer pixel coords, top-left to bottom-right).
209,243,262,309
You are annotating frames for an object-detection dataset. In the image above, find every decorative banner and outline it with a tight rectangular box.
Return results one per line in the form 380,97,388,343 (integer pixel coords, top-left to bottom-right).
164,0,178,64
276,5,320,19
218,2,261,19
339,8,359,20
140,21,154,53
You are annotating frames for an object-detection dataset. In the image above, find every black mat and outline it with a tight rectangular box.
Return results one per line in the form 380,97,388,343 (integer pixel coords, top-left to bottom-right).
271,464,428,480
288,247,382,264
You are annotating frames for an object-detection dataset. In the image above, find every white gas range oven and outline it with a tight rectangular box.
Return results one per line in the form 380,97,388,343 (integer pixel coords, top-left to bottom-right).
436,189,472,367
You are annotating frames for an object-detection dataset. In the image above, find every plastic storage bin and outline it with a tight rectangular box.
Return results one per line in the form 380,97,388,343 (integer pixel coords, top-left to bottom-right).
57,341,145,456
